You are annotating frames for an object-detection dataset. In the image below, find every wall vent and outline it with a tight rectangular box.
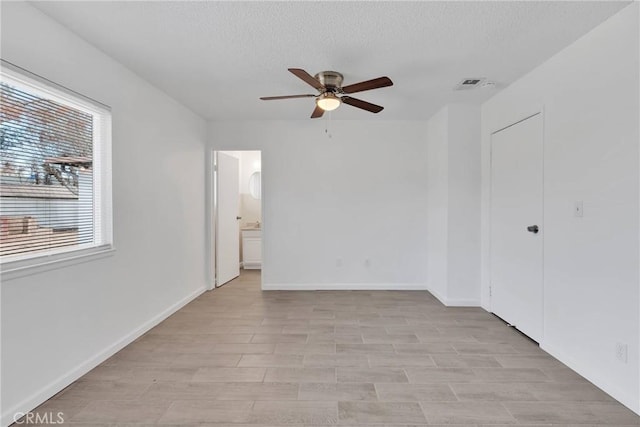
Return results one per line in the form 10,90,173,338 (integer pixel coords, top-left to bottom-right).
454,77,486,91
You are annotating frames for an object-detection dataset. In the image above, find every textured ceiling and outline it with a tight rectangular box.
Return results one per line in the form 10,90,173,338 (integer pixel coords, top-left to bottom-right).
31,1,629,121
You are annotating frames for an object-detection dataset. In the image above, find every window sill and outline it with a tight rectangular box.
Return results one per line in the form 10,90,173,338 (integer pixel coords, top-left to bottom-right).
1,245,115,282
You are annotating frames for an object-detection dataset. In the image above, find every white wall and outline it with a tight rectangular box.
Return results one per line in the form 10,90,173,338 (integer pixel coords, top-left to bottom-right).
481,3,639,413
239,151,262,196
239,151,262,227
426,104,481,305
1,3,208,425
426,108,449,300
447,104,481,304
209,120,429,290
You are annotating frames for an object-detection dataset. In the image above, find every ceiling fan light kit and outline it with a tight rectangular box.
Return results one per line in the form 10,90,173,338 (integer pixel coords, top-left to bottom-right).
260,68,393,118
316,93,341,111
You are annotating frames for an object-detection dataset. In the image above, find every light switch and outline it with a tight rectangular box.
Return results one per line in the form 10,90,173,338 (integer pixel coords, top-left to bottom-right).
574,201,584,218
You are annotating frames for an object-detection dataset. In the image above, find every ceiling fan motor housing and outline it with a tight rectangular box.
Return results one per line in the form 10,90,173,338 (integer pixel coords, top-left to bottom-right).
314,71,344,92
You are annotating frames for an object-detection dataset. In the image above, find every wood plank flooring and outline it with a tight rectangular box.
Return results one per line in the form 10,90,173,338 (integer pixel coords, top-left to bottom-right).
20,270,639,426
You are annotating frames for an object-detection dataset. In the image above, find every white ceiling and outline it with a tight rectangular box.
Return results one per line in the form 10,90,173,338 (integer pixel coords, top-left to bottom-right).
31,1,629,121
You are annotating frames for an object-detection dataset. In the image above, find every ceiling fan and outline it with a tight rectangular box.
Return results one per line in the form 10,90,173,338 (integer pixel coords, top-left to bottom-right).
260,68,393,118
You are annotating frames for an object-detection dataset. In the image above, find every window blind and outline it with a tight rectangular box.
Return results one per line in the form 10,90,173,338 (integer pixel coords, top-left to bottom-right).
0,68,110,262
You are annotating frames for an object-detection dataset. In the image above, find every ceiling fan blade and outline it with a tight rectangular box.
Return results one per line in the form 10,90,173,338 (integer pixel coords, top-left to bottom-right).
341,76,393,94
260,94,316,100
310,105,325,119
341,96,384,113
288,68,325,91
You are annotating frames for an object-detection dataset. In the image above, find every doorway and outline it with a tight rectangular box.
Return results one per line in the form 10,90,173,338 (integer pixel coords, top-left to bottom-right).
210,150,262,288
490,113,543,342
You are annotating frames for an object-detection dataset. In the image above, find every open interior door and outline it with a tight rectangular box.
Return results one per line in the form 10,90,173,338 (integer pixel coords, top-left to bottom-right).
216,152,240,287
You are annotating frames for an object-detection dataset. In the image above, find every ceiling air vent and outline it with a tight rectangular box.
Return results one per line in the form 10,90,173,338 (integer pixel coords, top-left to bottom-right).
454,78,486,91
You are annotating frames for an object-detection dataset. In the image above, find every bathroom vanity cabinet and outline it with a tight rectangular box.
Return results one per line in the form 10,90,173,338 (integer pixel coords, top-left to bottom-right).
241,228,262,269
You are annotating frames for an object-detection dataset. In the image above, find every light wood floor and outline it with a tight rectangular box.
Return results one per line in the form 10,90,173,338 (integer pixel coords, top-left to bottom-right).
23,270,639,426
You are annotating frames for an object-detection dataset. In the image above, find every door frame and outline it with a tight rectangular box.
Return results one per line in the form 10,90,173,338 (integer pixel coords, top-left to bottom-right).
205,149,217,290
206,148,263,290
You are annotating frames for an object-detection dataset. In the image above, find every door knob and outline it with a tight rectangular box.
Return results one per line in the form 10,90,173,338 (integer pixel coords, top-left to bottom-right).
236,216,242,220
527,225,539,234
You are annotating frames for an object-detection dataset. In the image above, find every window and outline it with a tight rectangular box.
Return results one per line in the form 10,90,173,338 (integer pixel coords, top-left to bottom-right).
0,62,112,269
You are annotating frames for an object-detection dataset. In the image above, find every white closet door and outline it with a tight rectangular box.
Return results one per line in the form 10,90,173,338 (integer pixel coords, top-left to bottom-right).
490,113,544,342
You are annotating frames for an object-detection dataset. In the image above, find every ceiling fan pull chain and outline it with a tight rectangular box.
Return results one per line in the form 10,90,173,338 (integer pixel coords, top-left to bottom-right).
325,111,333,138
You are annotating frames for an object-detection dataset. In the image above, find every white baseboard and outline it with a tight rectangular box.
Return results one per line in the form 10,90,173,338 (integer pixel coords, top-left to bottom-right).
427,286,480,307
243,262,261,269
443,298,481,307
541,341,640,415
1,286,206,427
262,283,429,291
427,287,448,305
